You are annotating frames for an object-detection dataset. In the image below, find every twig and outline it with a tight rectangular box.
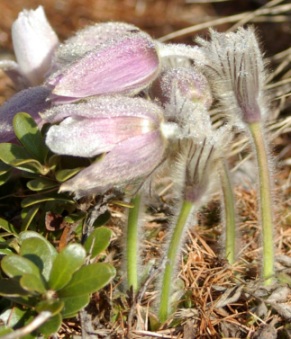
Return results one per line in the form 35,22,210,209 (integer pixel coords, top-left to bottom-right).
0,311,52,339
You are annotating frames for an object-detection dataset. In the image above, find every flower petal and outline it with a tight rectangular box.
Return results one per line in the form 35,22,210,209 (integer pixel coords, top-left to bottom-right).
42,96,164,124
52,22,146,70
0,86,51,143
59,131,166,197
47,34,159,103
12,6,59,86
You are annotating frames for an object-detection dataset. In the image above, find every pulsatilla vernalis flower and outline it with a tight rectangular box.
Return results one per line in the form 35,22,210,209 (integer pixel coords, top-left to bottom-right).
196,27,266,124
0,6,59,89
43,97,170,197
46,25,160,104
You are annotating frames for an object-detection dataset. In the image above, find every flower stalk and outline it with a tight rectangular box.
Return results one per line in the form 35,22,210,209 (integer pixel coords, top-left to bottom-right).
248,122,274,285
219,159,237,265
158,200,195,322
126,194,142,292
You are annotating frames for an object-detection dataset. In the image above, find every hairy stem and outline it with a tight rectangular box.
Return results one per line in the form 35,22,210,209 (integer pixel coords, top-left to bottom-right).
126,194,141,292
248,122,274,285
220,159,237,264
158,200,195,322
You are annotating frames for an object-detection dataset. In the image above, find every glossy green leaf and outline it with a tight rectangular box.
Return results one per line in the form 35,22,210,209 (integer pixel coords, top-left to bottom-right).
84,226,112,259
26,178,58,191
20,274,46,294
61,294,90,318
1,254,40,278
13,112,48,163
37,313,62,335
92,210,111,227
36,300,64,315
0,217,17,234
0,278,30,296
19,232,57,280
0,171,11,186
20,205,40,231
0,143,30,164
55,167,83,182
10,158,50,175
58,263,115,297
21,194,74,208
49,244,86,291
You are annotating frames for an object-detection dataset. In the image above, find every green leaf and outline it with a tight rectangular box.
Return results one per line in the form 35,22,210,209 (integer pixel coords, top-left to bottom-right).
13,112,48,163
1,254,40,278
19,231,57,280
0,217,17,234
21,194,74,208
37,313,62,335
0,143,30,164
48,244,86,291
0,278,30,297
61,294,90,319
20,274,46,294
58,263,115,297
0,327,13,335
36,300,64,315
0,171,11,186
84,226,112,259
20,205,40,231
10,158,50,175
55,167,83,182
26,178,58,191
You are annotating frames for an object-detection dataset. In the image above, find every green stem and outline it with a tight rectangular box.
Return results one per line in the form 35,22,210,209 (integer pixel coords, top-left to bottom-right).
220,159,236,264
126,195,141,292
248,122,274,285
158,200,195,322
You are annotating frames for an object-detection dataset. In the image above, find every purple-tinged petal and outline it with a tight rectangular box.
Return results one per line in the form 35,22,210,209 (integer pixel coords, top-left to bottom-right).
52,22,145,70
0,86,51,143
44,97,164,157
46,115,157,158
41,96,164,124
12,6,59,86
47,35,159,104
59,130,166,197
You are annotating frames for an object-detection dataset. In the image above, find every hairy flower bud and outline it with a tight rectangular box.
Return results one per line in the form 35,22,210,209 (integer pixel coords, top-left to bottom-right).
151,67,212,109
196,27,266,124
2,6,59,88
47,30,160,104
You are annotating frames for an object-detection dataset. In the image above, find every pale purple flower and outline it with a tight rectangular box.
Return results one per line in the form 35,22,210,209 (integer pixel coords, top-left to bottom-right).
46,29,160,104
0,6,59,89
0,86,51,143
42,97,169,197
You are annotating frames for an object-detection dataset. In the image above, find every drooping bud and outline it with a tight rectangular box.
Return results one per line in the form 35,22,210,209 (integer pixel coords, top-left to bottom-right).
10,6,58,87
0,86,51,142
46,28,160,104
150,67,212,110
196,27,266,124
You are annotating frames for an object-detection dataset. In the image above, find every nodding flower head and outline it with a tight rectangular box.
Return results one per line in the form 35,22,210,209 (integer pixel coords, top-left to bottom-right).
196,27,266,124
42,96,172,197
46,26,160,104
0,6,59,89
